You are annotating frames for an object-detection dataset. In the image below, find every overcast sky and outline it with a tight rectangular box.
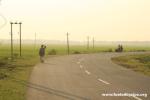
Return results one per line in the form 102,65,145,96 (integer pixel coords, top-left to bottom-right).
0,0,150,41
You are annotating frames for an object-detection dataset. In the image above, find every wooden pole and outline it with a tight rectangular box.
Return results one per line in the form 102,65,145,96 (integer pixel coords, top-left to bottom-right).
10,22,13,60
93,37,95,49
19,22,22,57
67,32,70,54
87,36,89,49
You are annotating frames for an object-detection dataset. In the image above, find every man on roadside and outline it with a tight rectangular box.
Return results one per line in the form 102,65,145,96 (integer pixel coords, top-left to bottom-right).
39,45,46,63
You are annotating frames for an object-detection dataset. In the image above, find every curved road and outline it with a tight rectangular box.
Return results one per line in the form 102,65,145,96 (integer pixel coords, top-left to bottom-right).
27,52,150,100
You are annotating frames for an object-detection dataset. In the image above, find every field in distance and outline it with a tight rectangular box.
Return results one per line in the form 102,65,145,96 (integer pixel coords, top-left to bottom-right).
0,43,150,100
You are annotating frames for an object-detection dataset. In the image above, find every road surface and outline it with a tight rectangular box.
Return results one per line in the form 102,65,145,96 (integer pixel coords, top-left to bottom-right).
27,52,150,100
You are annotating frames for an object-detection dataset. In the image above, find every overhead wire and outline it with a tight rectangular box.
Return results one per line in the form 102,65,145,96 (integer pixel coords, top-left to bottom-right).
0,13,7,30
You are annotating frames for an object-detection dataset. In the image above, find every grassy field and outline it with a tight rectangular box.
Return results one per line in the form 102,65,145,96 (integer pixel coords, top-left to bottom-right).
0,43,150,100
112,53,150,76
0,44,39,100
46,44,150,54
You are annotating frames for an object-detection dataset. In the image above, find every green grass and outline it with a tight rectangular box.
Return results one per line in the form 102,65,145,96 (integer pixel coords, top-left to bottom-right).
112,53,150,76
0,44,39,100
0,43,150,100
46,44,116,54
45,44,150,54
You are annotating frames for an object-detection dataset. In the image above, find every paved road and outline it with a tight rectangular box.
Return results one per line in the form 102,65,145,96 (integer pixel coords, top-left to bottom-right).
27,52,150,100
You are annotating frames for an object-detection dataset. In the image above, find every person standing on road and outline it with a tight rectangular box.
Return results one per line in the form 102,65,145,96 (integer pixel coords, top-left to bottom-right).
39,45,46,63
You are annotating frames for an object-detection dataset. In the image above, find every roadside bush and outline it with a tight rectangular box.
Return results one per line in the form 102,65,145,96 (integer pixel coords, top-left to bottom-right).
0,59,7,67
0,72,7,80
104,49,113,52
136,50,146,52
108,49,113,52
73,51,81,54
13,53,19,58
136,56,150,63
48,49,57,55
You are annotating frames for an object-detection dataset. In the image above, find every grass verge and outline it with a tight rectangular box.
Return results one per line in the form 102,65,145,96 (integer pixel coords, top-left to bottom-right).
112,53,150,76
0,45,39,100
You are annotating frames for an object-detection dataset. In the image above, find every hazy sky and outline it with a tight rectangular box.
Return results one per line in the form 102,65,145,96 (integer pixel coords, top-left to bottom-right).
0,0,150,41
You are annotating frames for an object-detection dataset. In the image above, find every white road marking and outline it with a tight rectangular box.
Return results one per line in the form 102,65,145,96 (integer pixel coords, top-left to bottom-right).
98,78,110,85
77,61,80,64
80,65,83,69
131,96,143,100
79,58,84,62
85,70,91,75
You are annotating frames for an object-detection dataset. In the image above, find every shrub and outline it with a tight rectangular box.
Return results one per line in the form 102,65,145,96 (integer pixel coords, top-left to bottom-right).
73,51,81,54
104,49,113,52
108,49,113,52
48,49,57,55
0,59,7,67
13,53,19,58
0,73,8,80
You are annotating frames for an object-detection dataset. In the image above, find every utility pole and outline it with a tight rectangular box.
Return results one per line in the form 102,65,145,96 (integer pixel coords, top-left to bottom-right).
93,37,95,49
19,22,22,57
87,36,89,49
10,22,13,60
66,32,70,55
34,33,36,49
10,21,22,59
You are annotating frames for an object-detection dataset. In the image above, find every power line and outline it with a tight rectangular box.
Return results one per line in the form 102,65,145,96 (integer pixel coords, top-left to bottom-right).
0,1,7,30
0,0,2,5
0,13,7,30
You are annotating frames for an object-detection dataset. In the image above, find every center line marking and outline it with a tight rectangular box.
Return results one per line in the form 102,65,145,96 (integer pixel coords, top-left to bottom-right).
98,78,110,85
79,58,84,62
77,62,80,64
131,96,143,100
80,65,83,69
85,70,91,75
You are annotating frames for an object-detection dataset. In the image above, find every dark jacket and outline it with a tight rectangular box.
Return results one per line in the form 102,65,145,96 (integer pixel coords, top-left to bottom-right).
39,47,45,56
